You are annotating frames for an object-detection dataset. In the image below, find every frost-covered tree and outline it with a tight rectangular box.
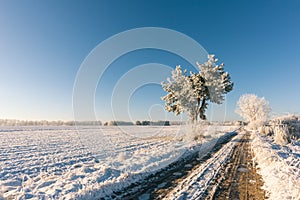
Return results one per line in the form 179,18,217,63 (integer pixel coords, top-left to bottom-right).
273,124,290,145
236,94,271,128
161,55,233,122
161,66,195,120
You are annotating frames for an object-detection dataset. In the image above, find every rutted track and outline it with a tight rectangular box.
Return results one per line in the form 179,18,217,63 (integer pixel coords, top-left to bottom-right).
205,131,267,200
113,130,239,199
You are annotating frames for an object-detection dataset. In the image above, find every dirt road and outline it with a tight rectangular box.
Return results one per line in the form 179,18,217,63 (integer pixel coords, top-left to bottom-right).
204,131,267,200
111,130,267,200
115,131,238,199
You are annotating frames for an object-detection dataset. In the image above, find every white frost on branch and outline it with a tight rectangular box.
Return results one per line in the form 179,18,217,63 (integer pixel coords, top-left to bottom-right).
236,94,271,128
161,66,197,120
197,55,232,104
162,55,233,122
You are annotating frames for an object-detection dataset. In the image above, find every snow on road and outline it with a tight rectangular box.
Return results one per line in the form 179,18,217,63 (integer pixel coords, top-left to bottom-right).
0,125,236,199
164,130,244,199
251,132,300,200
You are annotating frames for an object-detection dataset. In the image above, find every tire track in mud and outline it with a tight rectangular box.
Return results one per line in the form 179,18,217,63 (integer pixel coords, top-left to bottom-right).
204,131,267,200
112,131,239,200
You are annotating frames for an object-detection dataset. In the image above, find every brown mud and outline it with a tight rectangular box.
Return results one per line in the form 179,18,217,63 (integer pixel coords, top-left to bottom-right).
206,131,267,200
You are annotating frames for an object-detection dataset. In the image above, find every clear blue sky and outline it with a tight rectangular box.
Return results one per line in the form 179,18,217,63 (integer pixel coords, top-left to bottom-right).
0,0,299,121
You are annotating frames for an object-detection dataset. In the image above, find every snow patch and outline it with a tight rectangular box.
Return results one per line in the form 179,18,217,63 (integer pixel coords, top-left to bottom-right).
251,132,300,200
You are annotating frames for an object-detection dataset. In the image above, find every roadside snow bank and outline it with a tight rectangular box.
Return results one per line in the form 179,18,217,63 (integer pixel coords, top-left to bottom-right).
251,132,300,200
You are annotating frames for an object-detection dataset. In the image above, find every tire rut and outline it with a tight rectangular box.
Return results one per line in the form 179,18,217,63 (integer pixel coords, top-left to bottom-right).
113,131,238,200
205,131,267,200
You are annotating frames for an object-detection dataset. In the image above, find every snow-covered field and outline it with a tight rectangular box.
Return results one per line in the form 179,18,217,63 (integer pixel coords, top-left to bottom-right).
0,125,236,199
251,132,300,200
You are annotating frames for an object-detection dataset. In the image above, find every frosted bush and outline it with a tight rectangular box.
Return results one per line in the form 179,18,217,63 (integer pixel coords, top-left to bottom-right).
248,121,264,130
183,122,208,143
236,94,271,130
265,126,273,135
259,126,273,136
270,115,300,140
273,125,290,146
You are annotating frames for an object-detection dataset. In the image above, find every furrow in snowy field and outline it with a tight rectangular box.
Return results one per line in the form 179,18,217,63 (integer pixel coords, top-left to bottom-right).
0,125,237,199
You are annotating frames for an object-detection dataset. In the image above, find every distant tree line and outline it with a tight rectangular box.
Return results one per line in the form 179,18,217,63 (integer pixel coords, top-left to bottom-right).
0,119,102,126
135,120,170,126
103,120,170,126
0,119,179,127
103,121,134,126
0,119,247,127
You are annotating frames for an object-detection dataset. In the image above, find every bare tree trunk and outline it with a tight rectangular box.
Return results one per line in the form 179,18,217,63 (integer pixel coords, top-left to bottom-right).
195,97,200,122
199,99,207,120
